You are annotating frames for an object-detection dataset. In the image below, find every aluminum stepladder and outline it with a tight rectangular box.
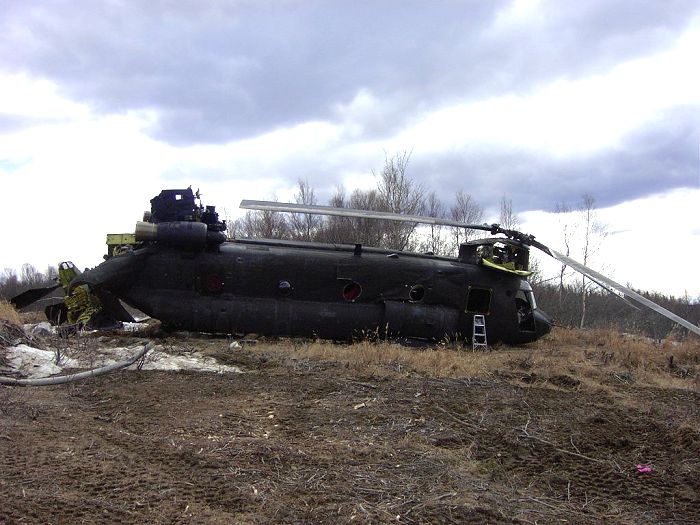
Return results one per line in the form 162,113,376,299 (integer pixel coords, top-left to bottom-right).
472,314,488,351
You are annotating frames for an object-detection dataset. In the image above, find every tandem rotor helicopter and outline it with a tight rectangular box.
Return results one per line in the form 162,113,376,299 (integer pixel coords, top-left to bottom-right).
12,187,700,344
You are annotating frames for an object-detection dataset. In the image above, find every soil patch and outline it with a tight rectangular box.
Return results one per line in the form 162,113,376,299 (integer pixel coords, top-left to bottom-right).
1,334,698,524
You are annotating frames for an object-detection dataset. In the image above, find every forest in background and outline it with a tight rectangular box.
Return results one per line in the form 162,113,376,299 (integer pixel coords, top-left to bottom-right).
2,152,698,340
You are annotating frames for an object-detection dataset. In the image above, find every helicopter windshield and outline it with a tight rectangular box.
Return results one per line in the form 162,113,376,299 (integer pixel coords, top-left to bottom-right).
515,281,537,331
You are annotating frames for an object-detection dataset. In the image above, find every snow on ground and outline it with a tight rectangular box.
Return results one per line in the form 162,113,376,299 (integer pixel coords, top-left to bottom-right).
106,345,243,374
6,344,79,377
4,343,242,378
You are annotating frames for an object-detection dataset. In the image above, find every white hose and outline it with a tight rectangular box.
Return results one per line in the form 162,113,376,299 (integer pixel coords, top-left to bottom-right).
0,342,153,386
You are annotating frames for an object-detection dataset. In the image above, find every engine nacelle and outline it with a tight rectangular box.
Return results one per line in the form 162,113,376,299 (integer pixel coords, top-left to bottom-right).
135,221,225,250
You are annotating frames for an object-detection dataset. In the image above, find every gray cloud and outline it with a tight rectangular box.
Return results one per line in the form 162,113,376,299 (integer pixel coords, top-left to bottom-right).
174,105,699,219
0,115,41,134
2,0,699,216
3,1,500,142
2,0,697,145
413,106,700,214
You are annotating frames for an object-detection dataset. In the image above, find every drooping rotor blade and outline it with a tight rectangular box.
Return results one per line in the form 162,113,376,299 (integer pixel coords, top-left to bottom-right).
537,250,639,310
546,248,700,337
240,200,496,233
10,284,62,310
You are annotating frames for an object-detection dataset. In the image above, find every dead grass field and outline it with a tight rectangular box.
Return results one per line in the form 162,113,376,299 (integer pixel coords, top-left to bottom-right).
1,319,699,524
0,299,21,325
276,327,700,394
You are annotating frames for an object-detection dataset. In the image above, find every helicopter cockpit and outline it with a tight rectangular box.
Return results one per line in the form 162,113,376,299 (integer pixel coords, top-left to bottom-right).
459,238,532,276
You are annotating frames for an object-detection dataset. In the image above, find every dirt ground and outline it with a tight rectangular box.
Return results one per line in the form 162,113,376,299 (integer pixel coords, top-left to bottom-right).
1,330,699,524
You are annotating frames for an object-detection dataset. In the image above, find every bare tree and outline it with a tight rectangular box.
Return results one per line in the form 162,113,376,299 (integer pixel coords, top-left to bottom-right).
319,186,351,244
234,198,290,239
221,208,241,239
554,202,576,305
289,179,323,241
449,190,483,253
418,191,450,255
45,265,58,281
320,152,426,250
0,268,20,299
20,264,43,287
375,151,425,250
349,188,386,246
499,194,520,230
320,187,386,246
0,264,58,300
226,217,241,239
577,194,607,328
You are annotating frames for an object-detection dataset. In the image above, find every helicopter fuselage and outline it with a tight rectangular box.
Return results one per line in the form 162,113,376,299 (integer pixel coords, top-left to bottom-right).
84,238,552,344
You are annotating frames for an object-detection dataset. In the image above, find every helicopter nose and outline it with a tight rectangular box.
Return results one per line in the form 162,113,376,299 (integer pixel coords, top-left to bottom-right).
534,309,553,338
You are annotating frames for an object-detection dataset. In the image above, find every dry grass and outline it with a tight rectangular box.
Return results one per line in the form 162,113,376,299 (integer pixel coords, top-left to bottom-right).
270,339,520,378
0,301,24,364
0,300,21,325
539,327,700,390
253,326,700,392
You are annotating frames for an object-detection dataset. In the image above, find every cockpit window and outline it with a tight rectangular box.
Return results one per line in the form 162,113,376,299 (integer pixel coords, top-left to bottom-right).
476,242,530,272
515,285,536,331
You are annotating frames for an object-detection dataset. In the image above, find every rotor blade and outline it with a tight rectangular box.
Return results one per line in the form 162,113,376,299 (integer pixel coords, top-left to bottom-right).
10,284,62,310
240,200,495,233
548,248,700,337
548,255,639,311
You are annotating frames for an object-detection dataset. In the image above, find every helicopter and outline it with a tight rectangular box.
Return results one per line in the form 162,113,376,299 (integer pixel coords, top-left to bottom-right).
12,187,700,344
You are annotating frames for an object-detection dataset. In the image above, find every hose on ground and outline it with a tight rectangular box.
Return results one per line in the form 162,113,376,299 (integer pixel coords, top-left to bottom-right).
0,342,153,386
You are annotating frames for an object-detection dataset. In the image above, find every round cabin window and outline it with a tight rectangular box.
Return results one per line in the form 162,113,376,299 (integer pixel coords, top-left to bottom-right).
278,280,293,297
205,274,224,293
342,282,362,301
409,284,425,302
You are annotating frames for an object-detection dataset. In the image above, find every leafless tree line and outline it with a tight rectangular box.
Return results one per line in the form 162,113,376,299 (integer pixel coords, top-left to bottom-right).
547,195,609,329
0,264,57,300
229,151,506,255
534,282,700,340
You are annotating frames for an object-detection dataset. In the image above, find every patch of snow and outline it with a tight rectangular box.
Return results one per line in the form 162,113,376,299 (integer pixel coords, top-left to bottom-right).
91,345,242,374
23,322,56,336
136,347,242,374
30,322,54,337
3,343,242,378
6,344,78,377
121,322,147,332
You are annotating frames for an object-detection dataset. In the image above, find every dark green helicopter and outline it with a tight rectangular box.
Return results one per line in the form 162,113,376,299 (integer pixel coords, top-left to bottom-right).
13,188,700,344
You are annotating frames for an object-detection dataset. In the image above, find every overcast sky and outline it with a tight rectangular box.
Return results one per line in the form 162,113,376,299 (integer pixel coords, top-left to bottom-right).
1,0,699,299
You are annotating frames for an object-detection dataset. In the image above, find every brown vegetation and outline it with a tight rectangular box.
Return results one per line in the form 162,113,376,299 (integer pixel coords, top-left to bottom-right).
0,299,21,326
268,327,700,395
1,326,699,523
0,301,22,369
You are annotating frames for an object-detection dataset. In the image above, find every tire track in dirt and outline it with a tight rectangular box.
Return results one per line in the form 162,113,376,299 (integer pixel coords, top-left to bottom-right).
1,348,698,524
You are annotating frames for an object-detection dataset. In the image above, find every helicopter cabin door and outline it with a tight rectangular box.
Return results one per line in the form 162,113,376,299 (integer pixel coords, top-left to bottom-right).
465,286,492,315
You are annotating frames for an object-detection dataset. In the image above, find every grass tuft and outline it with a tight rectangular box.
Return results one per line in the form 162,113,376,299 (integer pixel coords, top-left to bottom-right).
0,300,21,325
